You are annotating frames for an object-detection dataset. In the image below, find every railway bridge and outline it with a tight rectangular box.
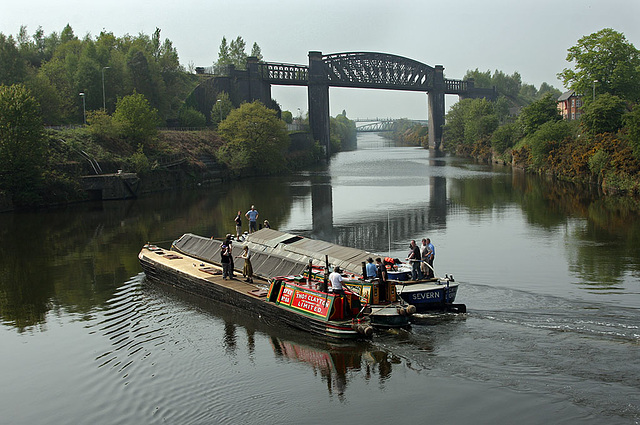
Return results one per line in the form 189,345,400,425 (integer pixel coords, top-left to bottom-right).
192,52,495,156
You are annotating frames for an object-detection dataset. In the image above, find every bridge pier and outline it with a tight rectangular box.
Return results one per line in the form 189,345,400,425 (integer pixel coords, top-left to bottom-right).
428,65,445,150
308,51,331,160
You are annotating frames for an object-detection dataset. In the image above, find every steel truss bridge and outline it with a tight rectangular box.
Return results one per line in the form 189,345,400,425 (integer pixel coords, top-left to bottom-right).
195,51,495,155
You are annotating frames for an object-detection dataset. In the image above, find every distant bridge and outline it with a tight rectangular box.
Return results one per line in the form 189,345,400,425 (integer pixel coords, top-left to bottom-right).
193,51,496,155
355,119,428,132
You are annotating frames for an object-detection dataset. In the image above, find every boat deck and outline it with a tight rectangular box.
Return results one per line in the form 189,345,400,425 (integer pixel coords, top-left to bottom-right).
140,246,269,297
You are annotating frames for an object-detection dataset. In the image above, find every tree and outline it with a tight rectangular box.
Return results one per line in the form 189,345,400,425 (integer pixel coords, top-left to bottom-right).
518,93,562,136
217,101,289,174
558,28,640,102
250,42,263,61
112,91,160,145
581,93,626,135
624,104,640,156
0,84,45,204
526,120,575,168
216,36,231,69
443,98,498,148
178,106,206,128
211,92,233,127
0,34,27,85
281,110,293,124
229,36,247,69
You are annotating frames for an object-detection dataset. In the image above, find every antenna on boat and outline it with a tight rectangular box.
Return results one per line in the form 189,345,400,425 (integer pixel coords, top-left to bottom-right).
388,210,391,257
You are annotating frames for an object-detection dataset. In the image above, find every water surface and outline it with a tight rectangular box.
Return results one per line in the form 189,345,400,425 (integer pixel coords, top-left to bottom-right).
1,133,638,424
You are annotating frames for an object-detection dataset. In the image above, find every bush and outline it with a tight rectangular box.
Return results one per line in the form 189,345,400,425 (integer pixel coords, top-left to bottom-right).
178,107,206,128
112,92,160,146
217,101,289,174
526,120,575,167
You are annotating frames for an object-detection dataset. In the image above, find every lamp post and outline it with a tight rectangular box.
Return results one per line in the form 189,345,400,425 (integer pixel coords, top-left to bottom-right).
593,79,598,101
102,66,110,110
217,99,222,125
79,92,86,124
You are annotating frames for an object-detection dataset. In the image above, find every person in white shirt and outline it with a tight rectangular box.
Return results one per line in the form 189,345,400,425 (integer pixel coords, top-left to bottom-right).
329,266,345,295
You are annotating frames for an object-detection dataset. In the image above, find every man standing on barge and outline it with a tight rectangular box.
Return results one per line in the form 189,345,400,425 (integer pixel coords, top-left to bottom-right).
245,205,259,233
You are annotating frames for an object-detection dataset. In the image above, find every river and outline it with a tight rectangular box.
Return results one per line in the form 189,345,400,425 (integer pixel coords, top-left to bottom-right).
1,133,639,424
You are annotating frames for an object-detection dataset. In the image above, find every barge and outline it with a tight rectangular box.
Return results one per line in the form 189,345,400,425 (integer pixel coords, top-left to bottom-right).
139,244,373,340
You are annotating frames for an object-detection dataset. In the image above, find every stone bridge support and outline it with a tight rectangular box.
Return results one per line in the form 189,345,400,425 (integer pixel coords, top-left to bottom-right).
428,65,445,150
308,51,331,159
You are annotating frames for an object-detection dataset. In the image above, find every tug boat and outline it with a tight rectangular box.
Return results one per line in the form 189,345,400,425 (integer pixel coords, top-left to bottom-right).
302,264,416,328
138,243,373,340
385,264,466,313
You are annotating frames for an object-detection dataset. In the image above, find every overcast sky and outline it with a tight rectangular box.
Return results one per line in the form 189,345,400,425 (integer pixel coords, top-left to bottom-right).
2,0,639,119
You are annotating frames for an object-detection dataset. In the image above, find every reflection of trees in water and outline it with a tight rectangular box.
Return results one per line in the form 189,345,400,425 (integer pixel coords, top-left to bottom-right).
450,168,640,288
0,177,298,330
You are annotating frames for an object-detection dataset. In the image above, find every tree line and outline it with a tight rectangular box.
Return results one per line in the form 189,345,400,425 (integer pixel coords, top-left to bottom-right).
441,28,640,195
0,25,194,125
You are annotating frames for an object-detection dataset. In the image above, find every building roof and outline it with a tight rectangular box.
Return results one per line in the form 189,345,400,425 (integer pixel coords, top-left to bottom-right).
557,90,579,102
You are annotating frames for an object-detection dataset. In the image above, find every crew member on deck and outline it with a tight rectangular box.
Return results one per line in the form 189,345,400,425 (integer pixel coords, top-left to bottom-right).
365,257,377,279
376,257,388,302
407,240,421,281
329,266,345,295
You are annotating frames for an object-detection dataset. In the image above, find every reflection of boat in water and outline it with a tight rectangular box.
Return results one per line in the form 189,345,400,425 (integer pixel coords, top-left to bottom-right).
269,336,397,398
138,243,373,340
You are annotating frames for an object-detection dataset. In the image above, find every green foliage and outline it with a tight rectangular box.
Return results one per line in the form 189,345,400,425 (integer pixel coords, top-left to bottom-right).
558,28,640,102
623,103,640,156
330,114,357,151
443,98,498,150
0,25,194,125
491,122,521,154
588,149,609,176
178,106,206,128
281,110,293,124
112,91,160,145
250,43,263,61
87,109,121,139
0,84,45,205
216,36,262,70
128,144,151,174
0,33,27,85
464,68,560,105
581,93,626,135
518,93,562,136
217,101,289,174
211,92,233,128
526,120,575,167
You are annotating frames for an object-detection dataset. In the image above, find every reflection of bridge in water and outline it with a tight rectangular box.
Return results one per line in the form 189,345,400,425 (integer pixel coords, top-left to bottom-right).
306,157,448,253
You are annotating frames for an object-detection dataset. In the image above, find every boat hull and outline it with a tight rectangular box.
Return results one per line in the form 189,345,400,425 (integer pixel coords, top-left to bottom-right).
138,247,369,340
397,281,459,312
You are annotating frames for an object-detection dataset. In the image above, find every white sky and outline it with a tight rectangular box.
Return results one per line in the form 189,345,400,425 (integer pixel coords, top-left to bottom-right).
2,0,638,119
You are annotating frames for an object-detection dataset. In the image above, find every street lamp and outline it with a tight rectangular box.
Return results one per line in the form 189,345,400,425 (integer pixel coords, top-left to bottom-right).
102,66,110,110
217,99,222,125
79,92,86,124
593,79,598,101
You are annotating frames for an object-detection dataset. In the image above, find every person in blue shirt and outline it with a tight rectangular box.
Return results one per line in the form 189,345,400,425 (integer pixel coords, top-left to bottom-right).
425,238,435,279
245,205,259,233
365,257,377,279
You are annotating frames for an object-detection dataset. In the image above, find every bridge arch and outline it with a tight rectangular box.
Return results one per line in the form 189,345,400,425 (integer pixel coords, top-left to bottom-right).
191,51,495,158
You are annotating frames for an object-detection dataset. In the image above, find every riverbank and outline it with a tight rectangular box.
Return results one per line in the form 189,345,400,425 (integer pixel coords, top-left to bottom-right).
0,128,320,212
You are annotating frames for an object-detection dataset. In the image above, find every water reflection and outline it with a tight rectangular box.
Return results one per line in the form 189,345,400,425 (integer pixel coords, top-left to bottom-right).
2,138,640,331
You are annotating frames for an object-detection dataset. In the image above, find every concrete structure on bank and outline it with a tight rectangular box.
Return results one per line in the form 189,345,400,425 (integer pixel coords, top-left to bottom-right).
191,52,496,156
